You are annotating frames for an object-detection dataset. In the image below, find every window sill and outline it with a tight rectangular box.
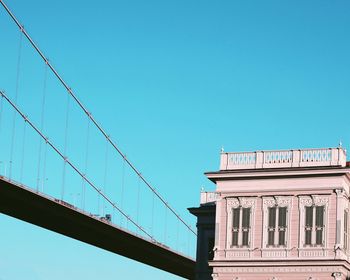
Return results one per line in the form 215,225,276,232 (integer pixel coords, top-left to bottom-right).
230,246,251,249
265,245,287,249
297,247,329,258
303,244,325,248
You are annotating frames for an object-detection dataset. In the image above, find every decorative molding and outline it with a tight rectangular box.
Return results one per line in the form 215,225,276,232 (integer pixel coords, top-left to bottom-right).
299,196,313,207
335,189,344,197
225,250,250,259
261,249,287,258
298,248,328,258
298,195,329,207
240,197,256,208
275,196,292,207
312,195,329,206
214,266,341,274
263,197,276,207
227,198,240,209
332,272,343,280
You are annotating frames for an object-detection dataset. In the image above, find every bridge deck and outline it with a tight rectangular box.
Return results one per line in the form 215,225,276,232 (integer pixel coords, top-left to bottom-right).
0,177,195,279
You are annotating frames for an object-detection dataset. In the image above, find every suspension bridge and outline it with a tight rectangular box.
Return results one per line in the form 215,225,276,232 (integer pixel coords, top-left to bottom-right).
0,1,196,279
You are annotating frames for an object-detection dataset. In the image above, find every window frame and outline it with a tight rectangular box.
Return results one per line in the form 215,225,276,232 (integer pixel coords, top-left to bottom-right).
303,205,325,246
298,195,329,249
226,197,256,249
229,206,251,248
262,196,292,249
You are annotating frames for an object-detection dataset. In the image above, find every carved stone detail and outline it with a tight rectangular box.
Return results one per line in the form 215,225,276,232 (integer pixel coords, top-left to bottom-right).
214,266,340,273
240,197,256,208
275,196,292,206
263,197,276,207
261,249,287,258
299,196,313,207
225,250,250,258
227,198,240,209
226,197,256,209
312,195,329,206
332,272,343,280
299,249,328,257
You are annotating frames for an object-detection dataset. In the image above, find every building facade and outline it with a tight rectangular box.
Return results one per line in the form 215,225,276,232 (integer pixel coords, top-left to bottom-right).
190,147,350,280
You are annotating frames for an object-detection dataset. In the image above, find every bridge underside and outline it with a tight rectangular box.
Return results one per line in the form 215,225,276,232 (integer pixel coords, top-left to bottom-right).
0,178,195,279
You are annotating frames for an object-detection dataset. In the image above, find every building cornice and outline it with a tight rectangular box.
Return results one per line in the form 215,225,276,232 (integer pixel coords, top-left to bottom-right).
205,167,350,183
208,259,350,269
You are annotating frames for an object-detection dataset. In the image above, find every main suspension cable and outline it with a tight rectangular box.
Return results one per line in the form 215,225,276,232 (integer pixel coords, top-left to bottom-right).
0,0,195,235
0,90,154,241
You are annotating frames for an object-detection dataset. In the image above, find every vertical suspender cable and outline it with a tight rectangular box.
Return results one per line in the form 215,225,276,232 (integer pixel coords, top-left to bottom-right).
36,138,41,191
19,118,26,183
176,219,180,251
0,95,3,137
9,30,23,180
36,63,48,191
0,96,3,177
103,138,109,216
120,158,126,225
97,189,100,215
40,64,48,192
136,175,141,233
164,205,168,245
42,139,47,192
151,192,155,237
187,229,190,256
82,116,90,210
61,92,70,200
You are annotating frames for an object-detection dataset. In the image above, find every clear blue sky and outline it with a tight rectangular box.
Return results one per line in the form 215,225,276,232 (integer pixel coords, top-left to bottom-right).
0,0,350,279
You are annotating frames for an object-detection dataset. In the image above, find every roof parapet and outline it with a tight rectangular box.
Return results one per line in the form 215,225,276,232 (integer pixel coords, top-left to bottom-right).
220,147,346,171
200,191,218,205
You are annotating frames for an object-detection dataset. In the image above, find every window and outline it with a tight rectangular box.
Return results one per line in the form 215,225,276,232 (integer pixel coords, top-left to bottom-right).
344,210,348,251
231,207,251,247
304,205,324,246
242,208,250,246
232,208,240,246
315,206,324,245
267,206,287,246
305,206,313,245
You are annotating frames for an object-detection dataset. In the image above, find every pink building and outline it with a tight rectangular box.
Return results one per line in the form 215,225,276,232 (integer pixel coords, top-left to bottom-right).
190,147,350,280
